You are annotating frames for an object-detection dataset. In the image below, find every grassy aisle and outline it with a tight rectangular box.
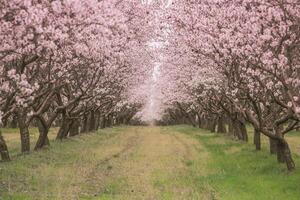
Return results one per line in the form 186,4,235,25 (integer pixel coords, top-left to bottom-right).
0,127,135,199
171,126,300,200
1,126,300,199
96,126,209,200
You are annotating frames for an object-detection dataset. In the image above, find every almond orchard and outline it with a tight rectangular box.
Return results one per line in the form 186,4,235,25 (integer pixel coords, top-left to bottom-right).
1,1,300,194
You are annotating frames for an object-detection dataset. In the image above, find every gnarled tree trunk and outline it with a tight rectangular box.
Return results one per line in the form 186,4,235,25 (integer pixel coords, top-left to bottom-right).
282,140,295,171
34,118,50,150
275,138,295,171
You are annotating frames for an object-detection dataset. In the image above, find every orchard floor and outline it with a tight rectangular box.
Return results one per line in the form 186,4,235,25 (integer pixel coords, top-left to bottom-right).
1,126,300,200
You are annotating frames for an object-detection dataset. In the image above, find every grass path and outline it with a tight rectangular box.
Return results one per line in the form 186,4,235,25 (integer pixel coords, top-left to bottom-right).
82,126,209,199
1,126,300,199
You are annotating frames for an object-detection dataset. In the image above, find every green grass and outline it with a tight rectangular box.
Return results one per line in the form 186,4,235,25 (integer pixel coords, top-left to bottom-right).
0,127,122,200
171,125,300,200
1,127,59,157
1,125,300,199
97,177,128,200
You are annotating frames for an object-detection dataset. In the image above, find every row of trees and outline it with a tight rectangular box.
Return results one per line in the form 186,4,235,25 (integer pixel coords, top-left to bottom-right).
152,0,300,171
0,0,156,161
1,0,299,173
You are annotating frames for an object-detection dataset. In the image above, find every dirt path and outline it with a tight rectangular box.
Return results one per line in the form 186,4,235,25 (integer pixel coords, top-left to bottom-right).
81,126,207,200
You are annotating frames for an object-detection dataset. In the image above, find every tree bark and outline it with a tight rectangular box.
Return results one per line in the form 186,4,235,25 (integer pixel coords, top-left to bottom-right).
276,140,286,163
228,118,234,136
274,138,295,171
209,116,217,132
106,115,112,127
17,110,30,153
10,114,18,128
88,110,96,131
217,116,226,133
196,114,201,128
282,140,295,171
0,131,10,161
101,116,106,129
81,113,89,133
56,114,71,140
232,119,248,142
95,112,100,130
253,129,261,150
269,138,277,154
239,121,248,142
69,119,80,136
34,118,50,150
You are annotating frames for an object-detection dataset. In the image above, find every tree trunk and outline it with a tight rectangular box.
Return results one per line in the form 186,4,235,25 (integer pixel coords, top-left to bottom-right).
95,112,100,130
34,118,50,150
217,116,226,133
269,138,277,154
10,114,18,128
228,118,234,136
239,121,248,142
101,116,106,129
209,117,217,133
81,113,89,133
274,138,295,171
89,110,96,131
196,114,202,128
62,120,71,138
69,119,80,136
282,140,295,171
253,129,261,150
233,121,241,139
233,119,248,142
273,125,283,157
44,136,50,145
106,115,112,127
17,110,30,153
56,115,71,140
276,140,285,163
0,131,10,161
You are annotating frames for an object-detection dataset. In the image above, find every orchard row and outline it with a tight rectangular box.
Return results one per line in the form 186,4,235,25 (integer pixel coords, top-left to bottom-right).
155,0,300,171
